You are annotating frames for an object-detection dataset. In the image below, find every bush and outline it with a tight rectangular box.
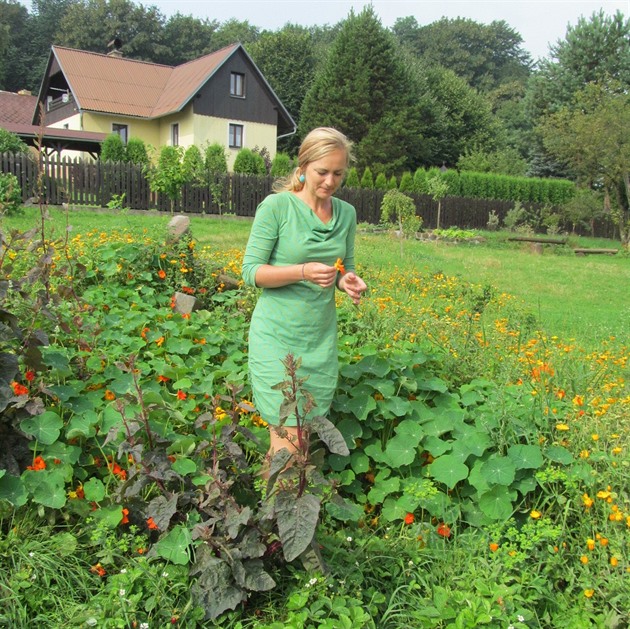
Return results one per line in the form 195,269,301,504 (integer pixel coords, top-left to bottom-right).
360,167,374,189
387,174,398,190
0,172,22,215
233,148,266,175
0,128,29,154
204,143,228,174
182,145,205,184
344,167,360,188
270,152,293,177
413,168,426,193
100,133,126,162
380,188,421,238
374,172,387,190
398,171,414,192
503,201,528,231
124,137,148,165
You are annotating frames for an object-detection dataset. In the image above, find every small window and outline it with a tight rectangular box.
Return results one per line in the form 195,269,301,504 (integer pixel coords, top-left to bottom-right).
112,123,128,144
228,124,243,149
171,123,179,146
230,72,245,97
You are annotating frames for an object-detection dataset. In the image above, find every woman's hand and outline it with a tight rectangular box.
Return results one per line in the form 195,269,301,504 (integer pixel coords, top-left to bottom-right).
303,262,337,288
338,272,367,305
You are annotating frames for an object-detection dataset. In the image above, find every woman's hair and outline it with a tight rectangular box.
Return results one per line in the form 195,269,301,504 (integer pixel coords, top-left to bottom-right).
273,127,354,193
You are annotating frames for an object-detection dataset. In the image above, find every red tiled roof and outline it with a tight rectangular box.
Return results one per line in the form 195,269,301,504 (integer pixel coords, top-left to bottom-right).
0,91,38,126
52,44,240,119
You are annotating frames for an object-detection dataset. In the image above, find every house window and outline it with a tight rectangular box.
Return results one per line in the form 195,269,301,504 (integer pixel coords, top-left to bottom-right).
112,123,128,144
229,123,243,149
230,72,245,97
171,123,179,146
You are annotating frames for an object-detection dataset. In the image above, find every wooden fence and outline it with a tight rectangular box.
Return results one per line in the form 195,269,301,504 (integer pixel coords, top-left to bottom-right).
0,152,617,238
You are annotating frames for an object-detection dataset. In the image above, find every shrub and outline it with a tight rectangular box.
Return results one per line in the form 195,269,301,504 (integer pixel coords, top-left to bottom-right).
270,152,293,177
0,128,29,154
360,167,374,189
398,171,414,192
503,201,528,231
345,167,360,188
147,145,186,211
124,137,148,165
0,172,22,215
204,143,228,174
380,189,421,238
233,148,266,175
374,172,387,190
413,168,427,193
252,145,272,174
182,145,206,185
387,174,398,190
100,133,126,162
487,210,500,231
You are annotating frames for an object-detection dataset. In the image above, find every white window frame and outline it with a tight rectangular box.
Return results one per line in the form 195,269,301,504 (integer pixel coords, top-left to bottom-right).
228,123,244,149
230,72,245,98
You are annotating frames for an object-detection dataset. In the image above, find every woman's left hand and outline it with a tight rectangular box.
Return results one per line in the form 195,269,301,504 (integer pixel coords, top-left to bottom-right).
339,272,367,306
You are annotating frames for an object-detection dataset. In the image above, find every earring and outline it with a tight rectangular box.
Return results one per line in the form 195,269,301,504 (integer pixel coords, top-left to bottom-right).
298,174,305,183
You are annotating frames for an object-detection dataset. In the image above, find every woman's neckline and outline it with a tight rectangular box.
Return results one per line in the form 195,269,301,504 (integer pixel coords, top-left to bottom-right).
289,192,334,225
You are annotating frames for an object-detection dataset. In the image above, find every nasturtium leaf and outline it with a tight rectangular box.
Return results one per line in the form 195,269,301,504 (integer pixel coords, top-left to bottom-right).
165,338,194,355
327,453,350,471
381,496,412,522
364,377,395,397
42,442,82,465
545,446,574,465
109,373,134,396
325,494,363,522
363,442,386,463
367,476,400,504
171,457,197,475
0,473,28,506
41,350,71,374
429,455,469,489
383,434,418,468
416,376,448,393
66,411,100,439
48,385,78,402
508,444,543,470
25,470,67,509
480,456,516,486
395,419,424,442
337,417,363,446
346,394,377,421
82,477,106,502
350,451,370,474
468,459,491,492
423,436,452,458
479,485,516,520
459,389,485,407
172,377,193,389
154,525,193,565
20,411,63,445
380,396,411,417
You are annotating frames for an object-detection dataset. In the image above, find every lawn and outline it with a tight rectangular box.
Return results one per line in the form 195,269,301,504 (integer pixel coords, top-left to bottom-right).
1,206,628,627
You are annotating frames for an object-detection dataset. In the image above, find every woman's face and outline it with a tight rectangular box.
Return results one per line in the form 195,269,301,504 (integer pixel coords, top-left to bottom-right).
302,149,347,201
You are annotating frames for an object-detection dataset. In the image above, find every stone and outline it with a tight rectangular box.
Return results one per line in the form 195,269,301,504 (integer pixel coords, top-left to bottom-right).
172,291,197,315
167,215,190,241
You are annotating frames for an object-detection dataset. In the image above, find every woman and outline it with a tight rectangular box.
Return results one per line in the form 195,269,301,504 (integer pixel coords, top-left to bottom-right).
241,127,367,462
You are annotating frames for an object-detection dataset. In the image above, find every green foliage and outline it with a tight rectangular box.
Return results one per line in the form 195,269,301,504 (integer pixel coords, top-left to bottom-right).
204,143,228,174
270,152,293,177
0,172,22,215
458,147,528,177
344,167,360,188
380,189,421,243
503,201,528,231
0,127,29,153
233,148,266,175
360,167,374,189
124,137,148,165
147,145,186,211
398,171,414,192
373,172,387,190
387,175,398,190
182,145,205,185
413,168,426,193
100,134,126,163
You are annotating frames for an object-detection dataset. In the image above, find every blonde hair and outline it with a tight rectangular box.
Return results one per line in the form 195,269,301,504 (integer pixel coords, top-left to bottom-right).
273,127,354,193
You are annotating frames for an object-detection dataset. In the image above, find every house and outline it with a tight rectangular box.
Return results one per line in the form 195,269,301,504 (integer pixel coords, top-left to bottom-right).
32,42,296,167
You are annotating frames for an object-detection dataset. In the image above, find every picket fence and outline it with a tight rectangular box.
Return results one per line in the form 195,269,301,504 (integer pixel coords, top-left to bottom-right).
0,152,616,237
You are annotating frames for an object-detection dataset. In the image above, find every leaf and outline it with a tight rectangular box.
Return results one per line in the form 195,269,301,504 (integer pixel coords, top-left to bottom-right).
92,505,126,528
337,417,363,447
545,445,574,465
20,411,63,445
235,559,276,591
480,456,516,486
24,470,67,509
479,485,516,520
165,338,194,355
66,411,100,439
148,494,179,531
171,457,197,476
508,444,544,470
310,415,350,456
350,451,370,474
381,396,411,417
267,448,292,489
383,434,419,468
367,475,400,504
0,473,28,507
395,418,424,441
82,477,105,502
429,455,469,489
423,436,452,458
154,525,192,565
346,394,377,420
325,494,363,522
275,491,321,562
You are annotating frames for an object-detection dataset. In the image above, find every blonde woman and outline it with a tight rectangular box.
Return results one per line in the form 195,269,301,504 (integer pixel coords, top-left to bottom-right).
242,127,367,464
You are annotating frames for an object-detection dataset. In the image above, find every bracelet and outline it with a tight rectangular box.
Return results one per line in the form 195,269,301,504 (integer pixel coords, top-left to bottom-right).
301,263,306,280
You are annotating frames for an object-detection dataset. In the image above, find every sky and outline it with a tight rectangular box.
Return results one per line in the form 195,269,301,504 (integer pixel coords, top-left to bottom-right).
142,0,629,60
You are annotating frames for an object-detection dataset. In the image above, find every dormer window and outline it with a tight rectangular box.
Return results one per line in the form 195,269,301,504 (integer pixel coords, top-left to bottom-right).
230,72,245,98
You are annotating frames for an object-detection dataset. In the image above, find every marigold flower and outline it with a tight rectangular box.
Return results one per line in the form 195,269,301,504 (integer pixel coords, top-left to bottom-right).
556,389,565,399
599,537,609,546
404,513,415,525
11,381,29,396
530,510,542,519
157,375,170,383
334,258,346,274
25,370,35,382
147,517,159,530
591,433,599,441
611,447,622,455
436,523,451,538
555,423,569,431
90,563,106,577
156,336,165,347
580,555,589,564
579,450,590,459
489,542,499,552
610,556,618,567
573,395,584,407
586,538,595,551
27,455,46,471
120,508,129,525
104,389,116,401
158,269,166,279
584,589,594,598
214,406,227,420
177,390,187,400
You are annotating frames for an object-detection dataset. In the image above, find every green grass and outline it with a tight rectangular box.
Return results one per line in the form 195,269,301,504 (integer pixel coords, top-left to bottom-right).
5,206,628,347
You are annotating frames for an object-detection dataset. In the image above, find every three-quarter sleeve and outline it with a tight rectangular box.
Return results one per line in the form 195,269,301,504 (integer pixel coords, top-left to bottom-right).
241,198,279,287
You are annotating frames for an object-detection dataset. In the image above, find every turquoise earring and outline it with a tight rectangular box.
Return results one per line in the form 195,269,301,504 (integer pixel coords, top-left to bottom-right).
299,174,305,183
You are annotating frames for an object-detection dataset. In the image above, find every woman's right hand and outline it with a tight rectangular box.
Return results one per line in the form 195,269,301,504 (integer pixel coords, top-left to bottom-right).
302,262,337,288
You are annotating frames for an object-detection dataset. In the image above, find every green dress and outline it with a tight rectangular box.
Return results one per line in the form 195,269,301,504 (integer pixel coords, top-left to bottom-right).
242,191,357,426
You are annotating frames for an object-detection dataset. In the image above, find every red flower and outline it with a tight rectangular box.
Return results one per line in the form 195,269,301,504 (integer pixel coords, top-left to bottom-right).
120,508,130,525
157,375,170,383
147,517,159,530
177,390,187,400
11,381,29,396
109,462,127,480
27,455,46,471
25,370,35,382
404,512,415,525
90,563,106,577
158,269,167,279
436,523,452,538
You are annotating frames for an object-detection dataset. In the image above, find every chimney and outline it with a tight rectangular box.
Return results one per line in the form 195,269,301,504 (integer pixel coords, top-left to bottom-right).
107,37,123,58
18,89,32,96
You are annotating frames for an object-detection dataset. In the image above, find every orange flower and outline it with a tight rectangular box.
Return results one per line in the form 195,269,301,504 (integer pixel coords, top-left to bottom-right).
610,556,619,567
156,336,165,347
404,512,415,525
141,327,149,340
90,563,106,577
157,375,170,383
120,508,129,525
104,389,116,401
580,555,589,565
25,370,35,382
11,381,28,396
333,258,346,275
436,523,451,538
586,538,595,551
109,462,127,480
489,542,499,552
177,390,187,400
147,517,159,530
27,455,46,471
573,395,584,407
158,269,166,279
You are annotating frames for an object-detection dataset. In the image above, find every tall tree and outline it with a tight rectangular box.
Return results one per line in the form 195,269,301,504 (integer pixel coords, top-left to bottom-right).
158,13,219,65
247,25,316,154
210,18,259,52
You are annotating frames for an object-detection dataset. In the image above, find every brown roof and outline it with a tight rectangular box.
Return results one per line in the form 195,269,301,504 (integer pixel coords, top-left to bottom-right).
51,44,241,119
0,90,38,126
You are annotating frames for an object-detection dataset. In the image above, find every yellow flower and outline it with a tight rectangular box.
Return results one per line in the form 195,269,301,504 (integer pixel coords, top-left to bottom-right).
591,434,599,441
530,510,542,519
579,450,590,459
555,423,570,431
584,589,594,598
586,538,595,551
610,557,618,567
599,537,609,546
611,447,622,455
580,555,589,565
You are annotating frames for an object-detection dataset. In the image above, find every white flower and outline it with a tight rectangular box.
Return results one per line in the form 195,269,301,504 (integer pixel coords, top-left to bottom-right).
408,560,414,566
140,624,149,629
29,552,35,557
119,589,126,597
308,577,318,586
120,569,127,574
518,615,525,622
162,571,169,578
346,536,352,542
